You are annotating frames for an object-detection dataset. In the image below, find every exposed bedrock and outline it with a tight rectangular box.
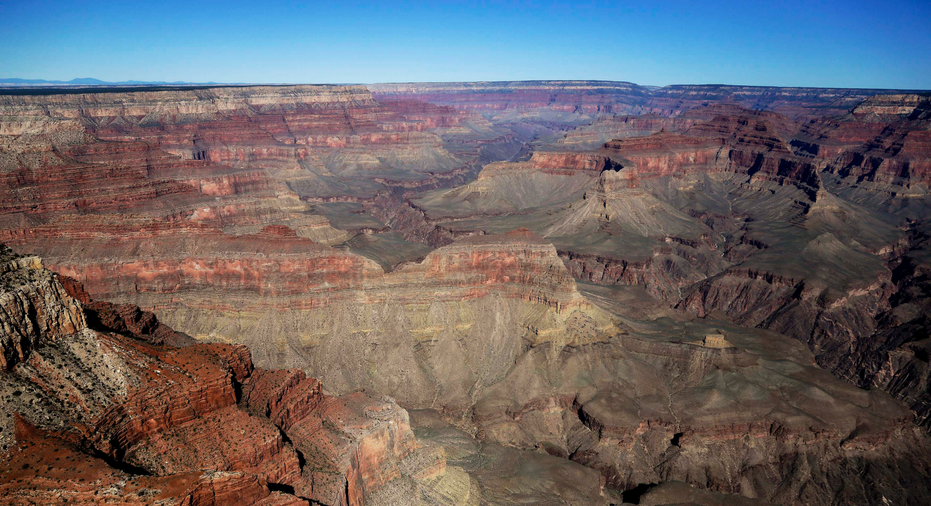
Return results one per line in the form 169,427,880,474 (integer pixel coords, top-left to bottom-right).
0,248,462,505
468,337,931,505
677,221,931,429
0,246,85,370
5,244,931,504
106,230,620,408
2,84,931,504
558,245,722,303
401,97,931,441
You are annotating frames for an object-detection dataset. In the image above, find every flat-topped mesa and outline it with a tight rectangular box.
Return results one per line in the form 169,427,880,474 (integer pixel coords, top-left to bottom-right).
601,131,726,179
526,150,619,175
397,228,588,310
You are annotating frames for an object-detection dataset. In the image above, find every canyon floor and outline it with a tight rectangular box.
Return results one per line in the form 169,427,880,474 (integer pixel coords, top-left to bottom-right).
2,81,931,505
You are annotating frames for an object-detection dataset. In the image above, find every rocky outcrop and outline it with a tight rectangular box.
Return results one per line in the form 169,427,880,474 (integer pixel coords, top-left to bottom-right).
462,319,931,504
0,248,453,505
0,418,304,506
400,96,931,444
0,246,84,369
128,229,620,409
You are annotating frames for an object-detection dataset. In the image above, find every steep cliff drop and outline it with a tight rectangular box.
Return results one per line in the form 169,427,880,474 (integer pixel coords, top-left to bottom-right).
1,245,630,505
0,245,429,505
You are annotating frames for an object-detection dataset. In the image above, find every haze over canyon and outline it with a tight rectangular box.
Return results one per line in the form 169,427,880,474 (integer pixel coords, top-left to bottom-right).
1,79,930,505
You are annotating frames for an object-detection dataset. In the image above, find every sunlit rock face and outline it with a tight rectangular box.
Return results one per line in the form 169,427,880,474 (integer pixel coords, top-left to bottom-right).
0,250,457,506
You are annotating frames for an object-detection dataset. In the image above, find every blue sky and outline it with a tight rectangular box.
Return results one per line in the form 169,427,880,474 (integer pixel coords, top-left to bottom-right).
1,0,929,88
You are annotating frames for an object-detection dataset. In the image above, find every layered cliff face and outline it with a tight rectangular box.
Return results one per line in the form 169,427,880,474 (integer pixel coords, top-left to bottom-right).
101,229,621,410
370,81,653,120
641,84,927,119
3,83,931,504
0,85,507,191
2,248,618,506
0,250,449,505
371,81,924,126
405,96,931,438
5,246,931,505
0,85,528,349
0,84,535,309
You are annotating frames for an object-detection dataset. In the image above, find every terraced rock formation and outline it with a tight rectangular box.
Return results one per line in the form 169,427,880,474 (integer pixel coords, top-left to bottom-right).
4,247,931,505
409,94,931,434
0,246,441,505
3,83,931,504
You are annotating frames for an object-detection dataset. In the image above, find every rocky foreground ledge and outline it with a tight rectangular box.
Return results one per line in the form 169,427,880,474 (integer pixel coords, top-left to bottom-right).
0,245,442,505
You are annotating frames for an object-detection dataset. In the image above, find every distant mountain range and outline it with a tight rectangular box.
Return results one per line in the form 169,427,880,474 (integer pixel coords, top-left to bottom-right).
0,77,228,86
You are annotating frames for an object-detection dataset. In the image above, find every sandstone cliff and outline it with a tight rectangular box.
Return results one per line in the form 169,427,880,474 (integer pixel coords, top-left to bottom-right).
0,249,455,505
5,245,931,504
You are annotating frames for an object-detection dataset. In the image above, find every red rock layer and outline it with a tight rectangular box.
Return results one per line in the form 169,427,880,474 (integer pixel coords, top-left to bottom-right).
470,106,825,193
0,419,303,506
0,254,433,505
0,84,517,337
595,109,822,192
17,224,588,323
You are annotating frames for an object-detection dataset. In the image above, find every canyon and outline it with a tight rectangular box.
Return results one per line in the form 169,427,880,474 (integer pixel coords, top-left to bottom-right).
2,81,931,504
